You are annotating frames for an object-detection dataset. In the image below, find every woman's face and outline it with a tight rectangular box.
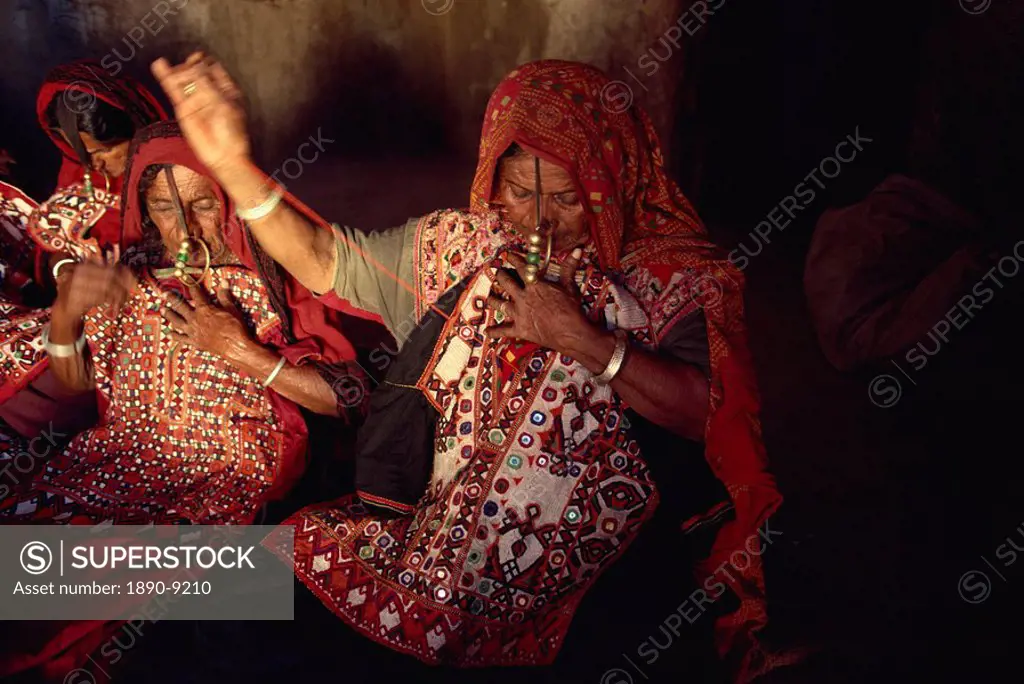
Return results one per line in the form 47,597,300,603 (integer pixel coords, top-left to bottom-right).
495,153,590,255
144,165,226,265
61,131,131,179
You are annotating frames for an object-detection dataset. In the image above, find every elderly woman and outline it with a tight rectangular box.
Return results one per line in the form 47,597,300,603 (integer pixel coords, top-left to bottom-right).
0,121,366,525
145,55,782,681
0,62,168,440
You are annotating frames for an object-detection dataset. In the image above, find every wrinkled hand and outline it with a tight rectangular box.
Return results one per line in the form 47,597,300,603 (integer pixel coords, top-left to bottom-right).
485,249,591,351
162,285,253,359
151,52,250,175
53,262,137,320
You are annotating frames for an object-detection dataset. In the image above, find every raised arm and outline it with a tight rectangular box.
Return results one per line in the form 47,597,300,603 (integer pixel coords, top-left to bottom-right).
150,53,336,293
48,263,136,392
150,54,417,332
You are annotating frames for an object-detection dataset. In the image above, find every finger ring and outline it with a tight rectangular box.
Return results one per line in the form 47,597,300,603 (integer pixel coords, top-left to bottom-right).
182,81,199,97
494,300,513,324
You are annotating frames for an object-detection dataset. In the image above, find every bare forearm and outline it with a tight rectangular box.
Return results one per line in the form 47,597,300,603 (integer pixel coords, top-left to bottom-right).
221,337,339,416
48,305,95,392
562,328,709,441
213,159,337,293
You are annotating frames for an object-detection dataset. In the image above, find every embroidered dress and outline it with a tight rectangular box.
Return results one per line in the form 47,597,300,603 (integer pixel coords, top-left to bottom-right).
0,268,293,524
0,180,121,405
0,181,39,299
288,219,685,665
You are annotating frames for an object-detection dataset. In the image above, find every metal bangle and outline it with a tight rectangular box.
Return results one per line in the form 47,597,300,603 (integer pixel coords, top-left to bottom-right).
262,356,288,388
594,329,629,385
51,258,77,281
42,325,86,359
236,186,285,222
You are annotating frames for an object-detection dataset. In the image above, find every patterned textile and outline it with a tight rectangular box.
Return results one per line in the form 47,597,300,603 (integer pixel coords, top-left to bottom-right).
0,59,163,406
0,181,45,413
0,180,117,406
27,179,120,260
0,181,39,298
0,268,293,524
285,60,783,682
284,217,681,664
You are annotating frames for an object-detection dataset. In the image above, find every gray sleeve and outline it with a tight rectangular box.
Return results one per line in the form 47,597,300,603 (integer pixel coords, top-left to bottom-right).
659,308,711,378
330,218,419,337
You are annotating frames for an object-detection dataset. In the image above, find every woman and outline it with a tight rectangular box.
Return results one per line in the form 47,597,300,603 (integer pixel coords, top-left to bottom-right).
0,120,366,525
147,55,784,681
32,59,169,274
0,122,372,682
0,61,168,439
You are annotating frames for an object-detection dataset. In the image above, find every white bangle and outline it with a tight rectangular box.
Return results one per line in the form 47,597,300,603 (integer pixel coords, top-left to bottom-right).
52,258,77,281
594,329,629,385
42,325,86,358
262,356,288,387
236,185,285,222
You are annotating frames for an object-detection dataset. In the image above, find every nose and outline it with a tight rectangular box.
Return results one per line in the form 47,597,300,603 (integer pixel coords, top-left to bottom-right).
184,211,205,240
524,195,558,233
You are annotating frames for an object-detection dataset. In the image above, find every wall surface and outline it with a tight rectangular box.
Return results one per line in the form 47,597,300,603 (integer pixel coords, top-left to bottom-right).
1,0,692,197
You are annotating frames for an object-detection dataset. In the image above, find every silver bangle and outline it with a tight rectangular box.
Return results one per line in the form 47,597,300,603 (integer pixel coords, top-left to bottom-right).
236,185,285,222
42,325,86,358
594,329,629,385
52,258,77,281
262,356,288,387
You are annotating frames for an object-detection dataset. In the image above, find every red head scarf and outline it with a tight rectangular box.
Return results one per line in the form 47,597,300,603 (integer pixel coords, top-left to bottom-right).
33,60,168,267
121,121,360,368
471,61,790,681
36,60,168,191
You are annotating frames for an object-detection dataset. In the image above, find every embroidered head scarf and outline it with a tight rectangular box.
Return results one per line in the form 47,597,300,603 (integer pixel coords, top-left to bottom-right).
37,60,168,191
27,61,169,280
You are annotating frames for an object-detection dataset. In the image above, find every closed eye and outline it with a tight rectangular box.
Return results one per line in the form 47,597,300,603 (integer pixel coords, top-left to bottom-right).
554,192,580,207
507,183,532,201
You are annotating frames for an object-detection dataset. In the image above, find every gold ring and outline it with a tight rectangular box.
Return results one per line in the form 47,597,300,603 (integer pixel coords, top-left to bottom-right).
182,81,199,97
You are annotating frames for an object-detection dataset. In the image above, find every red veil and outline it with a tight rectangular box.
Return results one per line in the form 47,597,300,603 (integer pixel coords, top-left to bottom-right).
469,61,788,681
35,60,168,248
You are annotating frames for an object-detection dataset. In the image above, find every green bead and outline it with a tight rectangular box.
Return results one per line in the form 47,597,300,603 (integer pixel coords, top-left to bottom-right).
526,252,541,266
